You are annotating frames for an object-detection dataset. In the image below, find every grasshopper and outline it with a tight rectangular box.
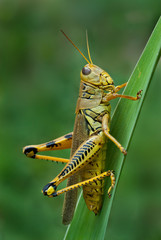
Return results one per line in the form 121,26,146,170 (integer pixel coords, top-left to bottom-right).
23,31,141,225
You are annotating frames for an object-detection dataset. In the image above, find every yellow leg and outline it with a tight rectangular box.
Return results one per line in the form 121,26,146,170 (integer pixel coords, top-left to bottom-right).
42,133,105,196
102,114,127,155
23,132,73,163
43,170,115,198
103,90,142,102
115,82,127,92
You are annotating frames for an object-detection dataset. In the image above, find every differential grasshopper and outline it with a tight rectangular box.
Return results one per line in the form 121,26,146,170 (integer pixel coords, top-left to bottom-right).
23,31,141,225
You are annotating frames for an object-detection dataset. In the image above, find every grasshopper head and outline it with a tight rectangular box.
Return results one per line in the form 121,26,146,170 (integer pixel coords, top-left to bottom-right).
80,64,115,92
60,31,115,92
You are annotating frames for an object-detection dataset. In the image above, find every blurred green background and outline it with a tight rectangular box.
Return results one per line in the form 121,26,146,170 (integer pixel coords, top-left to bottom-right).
0,0,161,239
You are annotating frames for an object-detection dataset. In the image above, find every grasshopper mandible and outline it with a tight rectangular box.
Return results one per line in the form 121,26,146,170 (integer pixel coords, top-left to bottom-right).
23,31,141,225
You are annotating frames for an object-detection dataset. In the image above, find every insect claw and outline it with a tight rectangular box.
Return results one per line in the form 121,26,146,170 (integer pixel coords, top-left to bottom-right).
108,192,112,198
121,148,127,155
137,90,143,99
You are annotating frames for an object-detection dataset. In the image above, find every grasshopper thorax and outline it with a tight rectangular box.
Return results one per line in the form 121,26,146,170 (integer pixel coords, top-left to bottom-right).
80,64,115,92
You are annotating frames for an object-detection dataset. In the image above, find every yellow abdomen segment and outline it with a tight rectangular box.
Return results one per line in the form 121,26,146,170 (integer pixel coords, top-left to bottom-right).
80,141,107,214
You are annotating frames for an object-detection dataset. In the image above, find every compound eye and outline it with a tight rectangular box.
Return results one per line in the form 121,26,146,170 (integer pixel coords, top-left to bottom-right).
82,66,91,75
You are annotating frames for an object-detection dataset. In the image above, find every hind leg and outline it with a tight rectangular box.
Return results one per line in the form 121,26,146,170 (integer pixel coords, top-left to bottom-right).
23,132,73,163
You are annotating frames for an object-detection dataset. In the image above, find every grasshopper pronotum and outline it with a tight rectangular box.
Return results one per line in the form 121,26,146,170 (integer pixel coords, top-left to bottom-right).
23,31,141,225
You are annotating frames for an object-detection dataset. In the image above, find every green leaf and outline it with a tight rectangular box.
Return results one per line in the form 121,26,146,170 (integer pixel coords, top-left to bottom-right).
64,17,161,240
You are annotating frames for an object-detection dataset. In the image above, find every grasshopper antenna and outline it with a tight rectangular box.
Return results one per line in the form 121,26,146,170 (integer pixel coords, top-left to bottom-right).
60,30,91,65
86,30,93,65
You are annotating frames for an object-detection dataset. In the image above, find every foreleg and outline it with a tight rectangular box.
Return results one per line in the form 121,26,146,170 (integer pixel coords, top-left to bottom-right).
102,89,142,102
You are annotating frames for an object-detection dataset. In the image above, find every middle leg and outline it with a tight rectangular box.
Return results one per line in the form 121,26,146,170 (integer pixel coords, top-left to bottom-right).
102,114,127,155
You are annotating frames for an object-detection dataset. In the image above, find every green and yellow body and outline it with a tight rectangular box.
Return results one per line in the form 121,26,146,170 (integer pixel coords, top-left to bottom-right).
75,81,111,214
23,40,141,225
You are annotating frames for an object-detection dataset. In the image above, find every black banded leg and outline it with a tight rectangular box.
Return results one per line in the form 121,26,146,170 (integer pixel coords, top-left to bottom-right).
23,132,73,163
42,133,105,196
43,170,115,198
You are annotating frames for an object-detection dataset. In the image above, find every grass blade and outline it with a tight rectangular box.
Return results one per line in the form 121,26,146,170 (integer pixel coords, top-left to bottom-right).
64,17,161,240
